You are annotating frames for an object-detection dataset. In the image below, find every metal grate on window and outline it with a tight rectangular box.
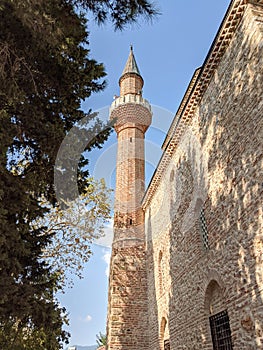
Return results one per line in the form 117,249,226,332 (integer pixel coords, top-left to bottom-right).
164,339,170,350
209,310,233,350
200,207,209,249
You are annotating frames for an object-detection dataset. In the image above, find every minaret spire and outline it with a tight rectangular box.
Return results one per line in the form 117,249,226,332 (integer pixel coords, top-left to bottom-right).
121,45,141,77
119,46,144,96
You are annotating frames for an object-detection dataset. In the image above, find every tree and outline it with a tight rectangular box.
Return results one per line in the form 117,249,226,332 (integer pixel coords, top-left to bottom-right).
0,304,69,350
96,332,107,348
0,1,108,347
0,0,158,348
38,178,112,287
72,0,158,30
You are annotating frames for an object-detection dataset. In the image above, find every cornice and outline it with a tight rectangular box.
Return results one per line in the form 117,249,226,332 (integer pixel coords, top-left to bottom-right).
142,0,258,210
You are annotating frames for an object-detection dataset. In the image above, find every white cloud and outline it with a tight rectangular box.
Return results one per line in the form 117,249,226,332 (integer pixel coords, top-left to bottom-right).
84,314,92,322
94,219,114,248
102,249,111,277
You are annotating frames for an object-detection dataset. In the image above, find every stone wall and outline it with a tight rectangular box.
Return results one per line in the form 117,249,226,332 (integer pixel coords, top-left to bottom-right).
145,3,263,349
107,244,149,350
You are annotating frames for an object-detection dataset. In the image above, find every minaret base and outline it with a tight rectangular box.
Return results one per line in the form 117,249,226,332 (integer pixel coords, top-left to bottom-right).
107,242,149,350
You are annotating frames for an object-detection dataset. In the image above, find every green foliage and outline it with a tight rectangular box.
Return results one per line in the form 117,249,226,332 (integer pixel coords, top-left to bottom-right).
0,0,157,348
73,0,159,30
0,303,69,350
0,1,108,346
37,178,112,287
96,331,107,347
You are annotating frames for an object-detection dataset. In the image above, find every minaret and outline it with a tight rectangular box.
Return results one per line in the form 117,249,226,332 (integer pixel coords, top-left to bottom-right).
106,46,152,349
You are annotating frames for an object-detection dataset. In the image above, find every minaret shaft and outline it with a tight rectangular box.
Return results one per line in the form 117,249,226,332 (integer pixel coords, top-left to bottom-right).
106,48,151,350
115,127,145,211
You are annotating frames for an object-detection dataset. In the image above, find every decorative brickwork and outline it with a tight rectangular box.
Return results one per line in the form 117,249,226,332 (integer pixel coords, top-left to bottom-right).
107,1,263,349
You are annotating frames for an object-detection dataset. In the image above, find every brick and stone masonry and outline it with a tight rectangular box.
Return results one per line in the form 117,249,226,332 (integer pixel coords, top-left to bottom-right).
106,1,263,349
142,1,263,349
106,47,152,350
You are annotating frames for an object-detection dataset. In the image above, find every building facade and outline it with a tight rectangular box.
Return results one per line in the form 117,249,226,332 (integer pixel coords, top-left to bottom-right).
107,0,263,349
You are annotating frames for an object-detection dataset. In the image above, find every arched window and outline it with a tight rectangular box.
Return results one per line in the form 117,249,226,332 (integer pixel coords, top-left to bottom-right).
205,280,233,349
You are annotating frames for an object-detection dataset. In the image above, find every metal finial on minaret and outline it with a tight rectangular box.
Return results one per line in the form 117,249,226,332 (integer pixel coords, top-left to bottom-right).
130,44,133,51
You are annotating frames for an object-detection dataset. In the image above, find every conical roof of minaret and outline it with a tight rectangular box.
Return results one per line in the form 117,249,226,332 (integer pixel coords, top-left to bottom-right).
121,45,141,77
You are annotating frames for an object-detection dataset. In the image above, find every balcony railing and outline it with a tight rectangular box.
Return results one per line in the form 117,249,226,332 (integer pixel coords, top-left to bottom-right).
109,93,152,115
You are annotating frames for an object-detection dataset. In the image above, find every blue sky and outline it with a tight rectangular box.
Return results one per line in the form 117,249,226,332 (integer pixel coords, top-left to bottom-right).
58,0,231,347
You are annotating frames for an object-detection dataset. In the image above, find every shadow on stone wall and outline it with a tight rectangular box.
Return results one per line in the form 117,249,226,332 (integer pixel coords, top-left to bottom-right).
166,5,263,349
200,13,263,347
146,207,161,349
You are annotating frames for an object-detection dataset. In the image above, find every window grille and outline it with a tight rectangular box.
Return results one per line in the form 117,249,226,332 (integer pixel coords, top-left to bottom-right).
200,207,209,249
164,339,170,350
209,310,233,350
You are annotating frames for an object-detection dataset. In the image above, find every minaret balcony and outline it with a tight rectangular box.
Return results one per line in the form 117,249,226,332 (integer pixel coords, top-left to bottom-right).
109,93,152,116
